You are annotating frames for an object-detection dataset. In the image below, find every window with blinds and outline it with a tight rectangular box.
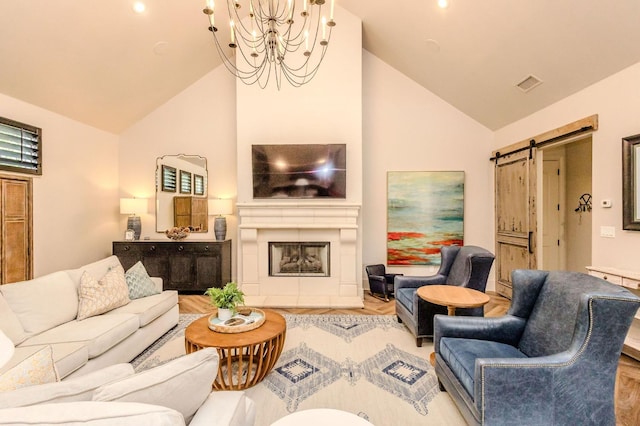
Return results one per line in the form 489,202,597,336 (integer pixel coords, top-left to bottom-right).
0,117,42,175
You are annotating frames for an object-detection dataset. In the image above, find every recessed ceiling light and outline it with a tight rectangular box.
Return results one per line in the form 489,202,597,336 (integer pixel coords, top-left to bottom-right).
438,0,450,9
133,2,146,14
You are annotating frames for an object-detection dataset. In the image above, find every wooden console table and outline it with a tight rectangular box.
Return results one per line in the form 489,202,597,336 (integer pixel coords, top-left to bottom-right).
113,240,231,293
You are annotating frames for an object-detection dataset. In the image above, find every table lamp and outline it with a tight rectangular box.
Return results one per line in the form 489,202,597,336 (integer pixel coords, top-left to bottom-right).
208,198,233,241
120,198,147,240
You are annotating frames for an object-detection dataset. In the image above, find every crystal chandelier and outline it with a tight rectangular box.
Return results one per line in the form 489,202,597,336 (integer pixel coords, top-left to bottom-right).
203,0,336,89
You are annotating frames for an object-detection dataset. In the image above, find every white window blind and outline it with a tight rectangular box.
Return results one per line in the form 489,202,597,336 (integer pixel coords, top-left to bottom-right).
0,117,42,175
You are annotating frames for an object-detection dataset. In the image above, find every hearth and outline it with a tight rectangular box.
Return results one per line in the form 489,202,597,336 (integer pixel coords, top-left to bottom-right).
269,242,330,277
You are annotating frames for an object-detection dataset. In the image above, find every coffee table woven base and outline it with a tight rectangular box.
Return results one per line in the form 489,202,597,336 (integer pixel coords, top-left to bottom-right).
185,309,286,390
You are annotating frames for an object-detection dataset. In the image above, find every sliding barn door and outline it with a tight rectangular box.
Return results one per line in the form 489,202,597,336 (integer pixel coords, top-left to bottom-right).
494,148,537,299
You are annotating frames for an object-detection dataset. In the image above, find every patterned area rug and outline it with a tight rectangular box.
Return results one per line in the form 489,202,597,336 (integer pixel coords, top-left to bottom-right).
132,314,465,426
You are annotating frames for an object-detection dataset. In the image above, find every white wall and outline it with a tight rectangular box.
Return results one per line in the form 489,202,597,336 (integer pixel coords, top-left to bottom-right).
565,138,592,272
495,61,640,271
0,93,119,276
362,51,496,278
118,65,237,242
235,6,363,205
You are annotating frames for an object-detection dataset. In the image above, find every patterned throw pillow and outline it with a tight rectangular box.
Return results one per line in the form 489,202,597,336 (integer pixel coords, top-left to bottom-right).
0,346,58,392
77,265,130,320
125,262,160,300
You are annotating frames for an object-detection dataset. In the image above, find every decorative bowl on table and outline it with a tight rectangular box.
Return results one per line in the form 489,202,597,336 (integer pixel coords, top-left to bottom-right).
165,226,190,241
208,308,266,333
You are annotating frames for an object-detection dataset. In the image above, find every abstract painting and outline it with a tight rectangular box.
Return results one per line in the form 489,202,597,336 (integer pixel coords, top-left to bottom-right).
387,171,464,265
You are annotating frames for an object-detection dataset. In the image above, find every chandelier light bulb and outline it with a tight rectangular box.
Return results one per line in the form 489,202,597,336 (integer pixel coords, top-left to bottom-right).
438,0,450,9
202,0,336,89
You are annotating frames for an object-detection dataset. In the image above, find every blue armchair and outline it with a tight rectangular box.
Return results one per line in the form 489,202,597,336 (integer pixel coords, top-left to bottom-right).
395,245,495,346
434,269,640,426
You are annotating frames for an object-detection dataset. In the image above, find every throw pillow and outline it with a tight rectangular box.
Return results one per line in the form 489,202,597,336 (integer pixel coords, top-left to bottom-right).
92,348,219,423
0,346,58,392
125,261,160,300
77,265,130,321
0,363,134,408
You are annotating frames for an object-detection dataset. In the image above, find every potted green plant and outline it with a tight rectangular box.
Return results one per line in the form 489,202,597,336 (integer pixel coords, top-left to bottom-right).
205,282,245,321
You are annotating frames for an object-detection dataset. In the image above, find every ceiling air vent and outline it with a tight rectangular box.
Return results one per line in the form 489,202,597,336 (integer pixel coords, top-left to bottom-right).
516,75,543,93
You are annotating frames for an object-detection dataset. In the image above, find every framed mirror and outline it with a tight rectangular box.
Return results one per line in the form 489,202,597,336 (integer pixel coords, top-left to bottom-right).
623,134,640,230
156,154,208,232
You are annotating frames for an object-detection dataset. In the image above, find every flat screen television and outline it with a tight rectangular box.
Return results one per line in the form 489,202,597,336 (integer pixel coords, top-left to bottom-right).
252,144,346,199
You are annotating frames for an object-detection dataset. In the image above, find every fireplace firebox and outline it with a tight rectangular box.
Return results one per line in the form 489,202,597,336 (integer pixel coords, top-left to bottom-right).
269,242,330,277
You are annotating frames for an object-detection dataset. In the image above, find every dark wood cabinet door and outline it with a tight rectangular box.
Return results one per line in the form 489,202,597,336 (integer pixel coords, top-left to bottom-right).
1,175,32,284
113,240,231,293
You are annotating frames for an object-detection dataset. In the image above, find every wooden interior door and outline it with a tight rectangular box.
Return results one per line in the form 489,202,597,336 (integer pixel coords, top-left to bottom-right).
1,175,33,284
494,148,537,298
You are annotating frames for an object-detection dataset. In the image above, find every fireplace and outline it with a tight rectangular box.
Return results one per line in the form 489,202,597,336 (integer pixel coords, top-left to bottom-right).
237,202,363,308
269,242,330,277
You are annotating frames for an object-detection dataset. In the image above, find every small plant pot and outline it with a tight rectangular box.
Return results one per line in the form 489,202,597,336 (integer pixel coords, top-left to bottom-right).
217,308,233,321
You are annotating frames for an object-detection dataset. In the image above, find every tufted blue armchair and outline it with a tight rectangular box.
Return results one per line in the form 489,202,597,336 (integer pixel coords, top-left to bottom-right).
434,269,640,426
395,245,495,347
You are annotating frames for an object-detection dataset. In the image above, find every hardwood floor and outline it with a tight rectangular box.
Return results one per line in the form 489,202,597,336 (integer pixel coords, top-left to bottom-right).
179,291,640,425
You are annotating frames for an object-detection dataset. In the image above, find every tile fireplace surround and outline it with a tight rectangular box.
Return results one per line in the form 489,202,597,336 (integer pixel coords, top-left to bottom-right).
237,202,364,308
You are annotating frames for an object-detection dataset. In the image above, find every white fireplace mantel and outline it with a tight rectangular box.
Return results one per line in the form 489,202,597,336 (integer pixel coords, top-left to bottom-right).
237,202,363,308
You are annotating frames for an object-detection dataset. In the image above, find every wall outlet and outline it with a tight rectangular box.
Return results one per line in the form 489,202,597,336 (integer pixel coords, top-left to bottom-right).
600,226,615,238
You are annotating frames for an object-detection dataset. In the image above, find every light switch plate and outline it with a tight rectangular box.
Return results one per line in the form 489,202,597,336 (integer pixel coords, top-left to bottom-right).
600,226,615,238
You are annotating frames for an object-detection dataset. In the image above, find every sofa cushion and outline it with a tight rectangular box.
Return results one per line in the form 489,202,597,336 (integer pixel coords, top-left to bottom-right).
0,363,134,408
22,314,139,359
0,293,28,345
0,271,78,335
190,391,256,426
396,287,416,314
65,255,122,289
93,348,219,423
106,291,178,327
7,342,89,379
125,261,161,300
440,337,526,397
0,346,58,392
0,401,186,425
77,265,131,320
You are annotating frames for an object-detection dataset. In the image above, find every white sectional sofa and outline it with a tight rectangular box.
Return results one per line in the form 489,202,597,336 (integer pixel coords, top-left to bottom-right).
0,255,179,379
0,256,257,425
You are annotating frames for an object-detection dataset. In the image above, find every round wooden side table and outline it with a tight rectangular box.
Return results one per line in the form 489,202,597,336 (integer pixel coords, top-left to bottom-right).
185,309,286,390
417,285,490,366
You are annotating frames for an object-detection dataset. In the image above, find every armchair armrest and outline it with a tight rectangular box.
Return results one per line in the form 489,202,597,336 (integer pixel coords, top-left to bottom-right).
475,351,579,425
385,273,402,282
394,274,446,290
434,314,527,353
368,275,386,284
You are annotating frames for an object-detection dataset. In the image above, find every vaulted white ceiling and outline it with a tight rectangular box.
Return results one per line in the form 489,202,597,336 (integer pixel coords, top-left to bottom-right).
1,0,639,133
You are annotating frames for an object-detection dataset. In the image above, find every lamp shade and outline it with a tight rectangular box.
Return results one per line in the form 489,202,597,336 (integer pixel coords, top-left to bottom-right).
120,198,147,215
0,330,15,369
208,198,233,216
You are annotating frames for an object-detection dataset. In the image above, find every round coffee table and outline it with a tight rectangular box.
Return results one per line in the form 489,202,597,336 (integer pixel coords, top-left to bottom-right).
271,409,372,426
185,309,286,390
417,285,490,365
